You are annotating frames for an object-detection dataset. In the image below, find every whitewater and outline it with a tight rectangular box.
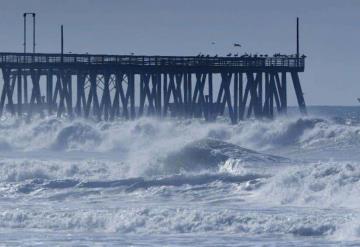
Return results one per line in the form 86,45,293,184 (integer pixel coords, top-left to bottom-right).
1,106,360,246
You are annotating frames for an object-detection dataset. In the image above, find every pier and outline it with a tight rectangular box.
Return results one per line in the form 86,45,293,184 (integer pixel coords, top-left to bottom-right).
0,52,306,123
0,18,307,124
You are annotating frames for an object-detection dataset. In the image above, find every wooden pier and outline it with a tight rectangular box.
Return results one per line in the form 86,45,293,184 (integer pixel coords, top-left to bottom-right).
0,52,306,123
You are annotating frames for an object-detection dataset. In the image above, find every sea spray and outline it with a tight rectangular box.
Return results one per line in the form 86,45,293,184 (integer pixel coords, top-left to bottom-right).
0,112,359,244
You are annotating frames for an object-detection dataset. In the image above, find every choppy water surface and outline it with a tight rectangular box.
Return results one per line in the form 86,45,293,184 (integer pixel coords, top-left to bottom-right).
1,106,360,246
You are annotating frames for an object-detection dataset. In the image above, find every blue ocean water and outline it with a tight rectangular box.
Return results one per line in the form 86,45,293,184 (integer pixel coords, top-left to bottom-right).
0,106,360,246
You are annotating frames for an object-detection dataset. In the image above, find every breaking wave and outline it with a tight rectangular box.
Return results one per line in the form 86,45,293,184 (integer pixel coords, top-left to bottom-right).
15,173,266,194
0,115,359,155
260,160,360,208
0,206,345,236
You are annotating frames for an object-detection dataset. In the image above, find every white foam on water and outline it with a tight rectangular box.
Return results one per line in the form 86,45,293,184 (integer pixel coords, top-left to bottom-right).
1,114,360,156
0,205,347,236
0,114,360,244
258,161,360,208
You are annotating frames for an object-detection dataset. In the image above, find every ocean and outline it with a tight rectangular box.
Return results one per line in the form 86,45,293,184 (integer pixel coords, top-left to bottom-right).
0,106,360,246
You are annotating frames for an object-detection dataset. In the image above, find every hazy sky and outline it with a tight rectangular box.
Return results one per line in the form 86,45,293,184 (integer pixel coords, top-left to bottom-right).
0,0,359,105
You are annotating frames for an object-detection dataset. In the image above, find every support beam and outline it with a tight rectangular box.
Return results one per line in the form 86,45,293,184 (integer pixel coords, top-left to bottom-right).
238,73,244,120
291,72,307,115
46,70,53,114
0,68,15,116
100,73,112,120
58,71,73,117
281,72,287,113
29,69,43,117
216,72,235,124
75,72,86,117
23,74,28,104
153,73,162,116
234,72,238,123
192,73,207,118
139,73,152,116
17,69,22,115
128,73,135,119
85,72,100,119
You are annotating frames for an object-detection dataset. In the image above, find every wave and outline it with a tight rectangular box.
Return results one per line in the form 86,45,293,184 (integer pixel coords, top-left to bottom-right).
162,138,289,174
2,108,360,245
51,122,102,150
259,160,360,208
0,205,347,236
0,159,128,183
16,172,266,194
0,115,359,156
227,117,360,152
0,137,286,188
2,159,360,239
8,157,360,211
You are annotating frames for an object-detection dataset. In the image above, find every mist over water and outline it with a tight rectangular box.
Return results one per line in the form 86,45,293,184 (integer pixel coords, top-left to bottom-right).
1,106,360,246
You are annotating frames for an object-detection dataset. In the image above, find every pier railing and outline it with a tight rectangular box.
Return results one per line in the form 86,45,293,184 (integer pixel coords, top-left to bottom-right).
0,52,304,70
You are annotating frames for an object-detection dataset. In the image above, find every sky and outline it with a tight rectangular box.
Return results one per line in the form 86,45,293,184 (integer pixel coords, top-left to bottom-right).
0,0,359,105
